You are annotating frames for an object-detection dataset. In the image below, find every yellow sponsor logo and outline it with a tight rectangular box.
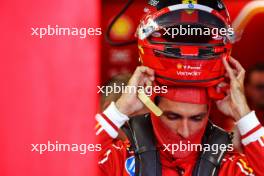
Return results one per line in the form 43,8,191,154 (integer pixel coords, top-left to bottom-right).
138,45,144,55
177,63,183,69
238,159,254,174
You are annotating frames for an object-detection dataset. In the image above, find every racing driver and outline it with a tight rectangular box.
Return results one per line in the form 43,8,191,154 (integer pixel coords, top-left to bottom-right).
95,1,264,175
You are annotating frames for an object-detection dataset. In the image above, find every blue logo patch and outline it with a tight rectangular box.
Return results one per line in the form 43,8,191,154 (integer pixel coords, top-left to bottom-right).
188,3,194,9
125,156,135,176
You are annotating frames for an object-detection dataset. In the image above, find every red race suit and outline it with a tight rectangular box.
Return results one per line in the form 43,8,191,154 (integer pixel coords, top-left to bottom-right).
96,102,264,176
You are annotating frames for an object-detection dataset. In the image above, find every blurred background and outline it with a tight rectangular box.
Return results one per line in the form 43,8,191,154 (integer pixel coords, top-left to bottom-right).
1,0,264,176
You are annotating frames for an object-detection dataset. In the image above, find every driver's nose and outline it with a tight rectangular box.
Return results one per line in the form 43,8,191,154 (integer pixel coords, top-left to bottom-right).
177,119,190,138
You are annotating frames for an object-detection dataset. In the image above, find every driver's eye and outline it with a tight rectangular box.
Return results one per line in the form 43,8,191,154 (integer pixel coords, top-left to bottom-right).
190,116,203,122
164,112,181,120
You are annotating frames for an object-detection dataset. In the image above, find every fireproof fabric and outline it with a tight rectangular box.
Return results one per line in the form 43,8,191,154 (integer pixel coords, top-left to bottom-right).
156,86,210,104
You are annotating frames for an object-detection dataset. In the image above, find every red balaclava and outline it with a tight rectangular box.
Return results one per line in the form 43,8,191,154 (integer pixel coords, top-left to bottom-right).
151,87,211,167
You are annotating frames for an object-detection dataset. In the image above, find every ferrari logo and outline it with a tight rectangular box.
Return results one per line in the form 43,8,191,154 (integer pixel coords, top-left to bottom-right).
182,0,197,4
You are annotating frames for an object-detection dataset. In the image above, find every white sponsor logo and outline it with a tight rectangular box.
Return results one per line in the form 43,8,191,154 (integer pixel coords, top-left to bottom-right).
176,71,201,77
176,63,202,77
183,64,202,70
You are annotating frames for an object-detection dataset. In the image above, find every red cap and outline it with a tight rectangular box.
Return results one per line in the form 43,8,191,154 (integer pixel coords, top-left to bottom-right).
158,86,209,104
